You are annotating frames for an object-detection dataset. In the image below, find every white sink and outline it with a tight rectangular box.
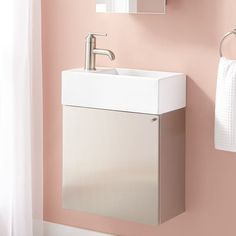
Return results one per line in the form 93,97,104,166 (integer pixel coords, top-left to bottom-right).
62,68,186,115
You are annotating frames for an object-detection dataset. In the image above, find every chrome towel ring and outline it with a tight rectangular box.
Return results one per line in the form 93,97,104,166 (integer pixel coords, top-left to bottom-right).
220,27,236,57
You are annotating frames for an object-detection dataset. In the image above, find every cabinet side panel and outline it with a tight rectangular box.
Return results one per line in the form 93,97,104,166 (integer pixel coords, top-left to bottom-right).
159,109,185,223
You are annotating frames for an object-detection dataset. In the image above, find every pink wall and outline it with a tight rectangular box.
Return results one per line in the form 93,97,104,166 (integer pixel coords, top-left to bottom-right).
42,0,236,235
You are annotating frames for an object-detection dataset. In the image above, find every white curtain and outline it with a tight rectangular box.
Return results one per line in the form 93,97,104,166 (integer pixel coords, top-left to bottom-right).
0,0,43,235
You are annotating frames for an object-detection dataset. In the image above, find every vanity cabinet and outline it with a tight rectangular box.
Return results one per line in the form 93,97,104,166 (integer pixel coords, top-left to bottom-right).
62,67,186,225
63,106,185,225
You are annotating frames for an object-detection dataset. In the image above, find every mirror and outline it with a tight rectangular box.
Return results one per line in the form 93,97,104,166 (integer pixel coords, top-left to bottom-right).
96,0,166,14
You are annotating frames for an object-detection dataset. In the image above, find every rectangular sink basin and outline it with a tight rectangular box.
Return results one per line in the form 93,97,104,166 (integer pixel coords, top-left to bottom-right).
62,68,186,115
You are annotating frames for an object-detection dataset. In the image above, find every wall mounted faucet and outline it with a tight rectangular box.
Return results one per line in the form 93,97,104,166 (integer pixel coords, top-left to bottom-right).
85,33,115,71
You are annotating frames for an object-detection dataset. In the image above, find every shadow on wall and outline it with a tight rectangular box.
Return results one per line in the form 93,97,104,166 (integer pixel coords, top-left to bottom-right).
129,0,223,47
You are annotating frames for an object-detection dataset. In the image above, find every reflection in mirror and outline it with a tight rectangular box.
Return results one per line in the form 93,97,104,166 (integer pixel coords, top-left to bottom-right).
96,0,166,14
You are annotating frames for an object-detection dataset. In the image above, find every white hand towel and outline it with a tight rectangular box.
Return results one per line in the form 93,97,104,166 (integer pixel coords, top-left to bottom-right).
215,57,236,152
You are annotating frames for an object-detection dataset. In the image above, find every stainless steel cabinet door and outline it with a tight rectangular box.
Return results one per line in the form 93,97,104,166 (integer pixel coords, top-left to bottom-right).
63,106,159,224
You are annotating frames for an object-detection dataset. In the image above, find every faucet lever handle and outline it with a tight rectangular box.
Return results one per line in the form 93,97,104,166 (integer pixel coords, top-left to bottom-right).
88,33,107,38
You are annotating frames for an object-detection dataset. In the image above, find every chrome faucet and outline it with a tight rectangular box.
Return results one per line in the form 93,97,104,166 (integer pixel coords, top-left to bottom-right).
85,33,115,71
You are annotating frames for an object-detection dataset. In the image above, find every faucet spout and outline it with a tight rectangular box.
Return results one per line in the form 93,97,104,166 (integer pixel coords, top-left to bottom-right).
84,33,115,71
93,49,115,61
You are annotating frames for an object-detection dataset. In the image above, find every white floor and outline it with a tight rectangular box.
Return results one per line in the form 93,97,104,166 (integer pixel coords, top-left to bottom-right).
44,222,112,236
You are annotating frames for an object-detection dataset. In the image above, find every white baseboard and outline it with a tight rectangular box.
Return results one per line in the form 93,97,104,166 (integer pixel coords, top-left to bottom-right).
43,221,112,236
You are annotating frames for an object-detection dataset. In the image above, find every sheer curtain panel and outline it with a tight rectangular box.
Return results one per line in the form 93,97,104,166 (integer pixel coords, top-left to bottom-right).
0,0,43,236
